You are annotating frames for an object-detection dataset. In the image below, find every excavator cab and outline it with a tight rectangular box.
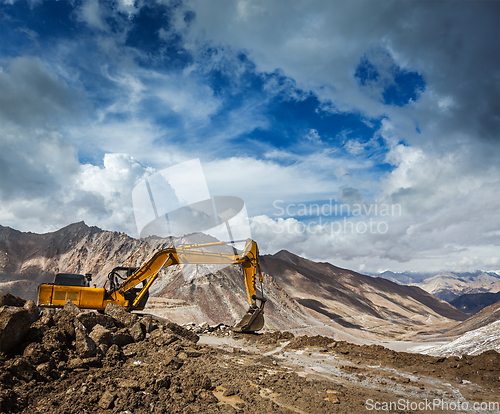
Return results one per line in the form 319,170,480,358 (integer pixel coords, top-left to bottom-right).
106,267,149,310
53,273,92,287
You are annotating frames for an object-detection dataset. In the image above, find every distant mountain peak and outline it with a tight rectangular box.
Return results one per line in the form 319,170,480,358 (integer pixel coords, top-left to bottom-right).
60,221,89,230
273,249,298,260
271,249,316,266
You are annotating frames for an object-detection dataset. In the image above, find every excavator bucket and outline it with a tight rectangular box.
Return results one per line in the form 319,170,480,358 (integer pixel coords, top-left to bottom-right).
233,298,266,333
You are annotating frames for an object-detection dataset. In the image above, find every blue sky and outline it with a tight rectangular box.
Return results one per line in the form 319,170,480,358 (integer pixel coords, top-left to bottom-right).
0,0,499,273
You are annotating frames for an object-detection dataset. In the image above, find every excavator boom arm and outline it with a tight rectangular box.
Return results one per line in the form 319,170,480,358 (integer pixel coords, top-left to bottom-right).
117,239,263,307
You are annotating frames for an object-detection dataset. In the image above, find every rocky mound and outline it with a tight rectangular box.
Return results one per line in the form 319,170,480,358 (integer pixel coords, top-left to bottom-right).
285,334,335,349
0,295,209,413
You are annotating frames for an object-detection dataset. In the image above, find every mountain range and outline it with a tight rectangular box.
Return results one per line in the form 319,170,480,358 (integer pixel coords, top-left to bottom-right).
0,222,469,342
375,270,500,303
372,270,431,284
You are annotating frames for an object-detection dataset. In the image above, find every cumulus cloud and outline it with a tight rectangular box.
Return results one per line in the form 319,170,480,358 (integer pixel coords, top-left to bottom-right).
0,146,153,235
250,178,500,273
77,153,154,233
0,57,153,233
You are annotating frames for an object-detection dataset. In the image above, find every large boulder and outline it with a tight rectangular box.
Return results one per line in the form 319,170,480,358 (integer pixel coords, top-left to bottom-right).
149,329,179,348
26,308,55,343
166,322,199,343
129,321,145,342
0,293,26,308
104,303,138,328
31,308,55,329
112,328,134,347
139,314,155,333
76,312,116,332
53,300,81,338
75,325,97,358
89,324,113,347
0,301,40,353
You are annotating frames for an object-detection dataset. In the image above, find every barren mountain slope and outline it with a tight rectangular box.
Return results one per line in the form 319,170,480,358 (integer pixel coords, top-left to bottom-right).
144,264,319,334
450,291,500,315
260,251,467,339
0,222,170,291
441,300,500,338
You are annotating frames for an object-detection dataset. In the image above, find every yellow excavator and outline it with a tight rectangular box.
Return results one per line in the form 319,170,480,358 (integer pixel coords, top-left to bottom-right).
37,239,266,332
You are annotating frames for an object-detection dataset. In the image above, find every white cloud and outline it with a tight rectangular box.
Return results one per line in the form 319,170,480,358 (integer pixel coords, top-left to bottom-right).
0,146,153,235
116,0,140,17
244,128,500,273
305,128,321,142
0,57,79,125
77,153,154,234
437,96,455,112
155,82,221,122
250,187,500,273
77,0,108,32
344,139,365,155
0,57,154,233
199,150,385,219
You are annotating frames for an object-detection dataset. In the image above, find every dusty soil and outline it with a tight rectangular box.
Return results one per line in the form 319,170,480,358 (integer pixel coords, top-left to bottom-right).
1,295,499,414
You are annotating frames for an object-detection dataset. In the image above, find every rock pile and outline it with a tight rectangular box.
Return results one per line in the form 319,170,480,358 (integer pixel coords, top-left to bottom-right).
0,294,205,413
181,322,233,336
0,294,345,414
0,294,40,353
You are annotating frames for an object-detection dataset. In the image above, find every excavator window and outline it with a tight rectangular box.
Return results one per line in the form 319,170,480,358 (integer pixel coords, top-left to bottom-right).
53,273,90,287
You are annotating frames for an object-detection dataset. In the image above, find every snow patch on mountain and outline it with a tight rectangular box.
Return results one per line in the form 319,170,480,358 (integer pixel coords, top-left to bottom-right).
422,320,500,357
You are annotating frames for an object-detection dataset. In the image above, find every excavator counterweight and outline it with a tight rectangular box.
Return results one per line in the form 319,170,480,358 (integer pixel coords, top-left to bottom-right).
37,238,266,332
